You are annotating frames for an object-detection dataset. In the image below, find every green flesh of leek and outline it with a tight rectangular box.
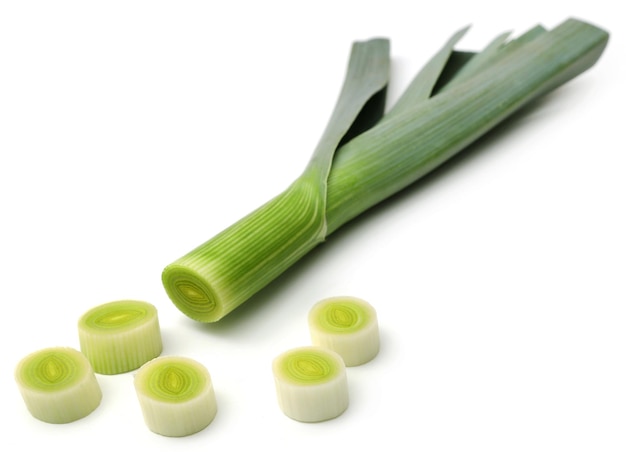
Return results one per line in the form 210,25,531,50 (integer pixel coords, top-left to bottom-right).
163,18,609,322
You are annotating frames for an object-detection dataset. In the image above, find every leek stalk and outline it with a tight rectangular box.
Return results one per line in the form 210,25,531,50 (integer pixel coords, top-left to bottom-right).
163,37,390,322
163,18,609,322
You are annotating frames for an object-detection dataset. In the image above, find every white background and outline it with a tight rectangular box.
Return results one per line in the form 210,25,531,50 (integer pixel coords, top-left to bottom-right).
1,1,624,453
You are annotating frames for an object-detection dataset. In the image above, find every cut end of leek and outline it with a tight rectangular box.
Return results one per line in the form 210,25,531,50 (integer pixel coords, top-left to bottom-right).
78,300,163,375
272,346,348,422
15,347,102,424
161,264,223,323
308,296,379,366
134,356,218,437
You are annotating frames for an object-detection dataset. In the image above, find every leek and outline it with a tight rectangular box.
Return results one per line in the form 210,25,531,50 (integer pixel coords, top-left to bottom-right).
272,346,349,422
134,356,218,437
162,18,609,322
78,300,163,374
308,296,379,366
15,347,102,424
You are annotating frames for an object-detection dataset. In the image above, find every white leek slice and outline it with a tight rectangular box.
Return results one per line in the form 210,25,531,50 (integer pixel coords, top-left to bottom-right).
15,347,102,424
308,296,379,366
134,356,217,437
78,299,163,375
272,346,348,422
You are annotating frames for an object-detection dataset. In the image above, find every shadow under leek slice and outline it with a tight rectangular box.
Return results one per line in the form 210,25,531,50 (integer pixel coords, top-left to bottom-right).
272,346,348,422
15,347,102,424
308,296,380,366
78,300,163,374
134,356,217,437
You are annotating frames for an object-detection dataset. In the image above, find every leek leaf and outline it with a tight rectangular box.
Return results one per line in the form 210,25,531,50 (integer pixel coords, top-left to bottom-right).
386,26,469,119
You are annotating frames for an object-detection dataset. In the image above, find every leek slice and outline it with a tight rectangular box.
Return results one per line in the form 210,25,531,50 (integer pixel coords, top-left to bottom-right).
162,18,609,322
308,296,379,366
78,300,163,374
15,347,102,424
272,346,349,422
134,356,217,437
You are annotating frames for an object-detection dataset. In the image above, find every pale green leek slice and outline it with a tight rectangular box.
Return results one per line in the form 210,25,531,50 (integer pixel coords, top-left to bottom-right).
15,347,102,424
78,300,163,374
162,18,609,322
272,346,348,422
308,296,379,366
134,356,217,437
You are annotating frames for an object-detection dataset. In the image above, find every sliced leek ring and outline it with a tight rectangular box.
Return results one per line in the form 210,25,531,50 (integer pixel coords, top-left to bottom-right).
15,347,102,424
308,296,379,366
78,299,163,374
272,346,348,422
134,356,217,437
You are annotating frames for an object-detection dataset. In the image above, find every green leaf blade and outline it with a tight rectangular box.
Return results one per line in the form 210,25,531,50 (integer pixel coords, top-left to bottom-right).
325,18,609,233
